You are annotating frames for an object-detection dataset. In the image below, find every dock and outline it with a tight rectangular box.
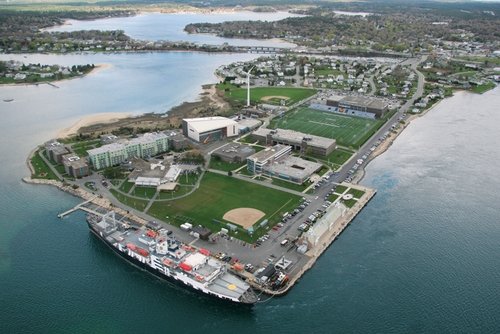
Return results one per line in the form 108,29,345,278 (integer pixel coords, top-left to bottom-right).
28,174,376,297
248,184,377,296
58,196,100,218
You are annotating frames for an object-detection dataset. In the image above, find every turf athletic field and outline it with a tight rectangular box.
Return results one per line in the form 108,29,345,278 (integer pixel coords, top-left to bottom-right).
270,107,385,148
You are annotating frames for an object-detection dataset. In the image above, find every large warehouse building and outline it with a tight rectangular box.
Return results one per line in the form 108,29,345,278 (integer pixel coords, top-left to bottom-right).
182,117,238,144
310,94,388,119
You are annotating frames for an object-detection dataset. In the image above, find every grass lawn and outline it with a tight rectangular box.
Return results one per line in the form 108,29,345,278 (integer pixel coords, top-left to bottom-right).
238,136,259,144
147,172,301,242
219,84,317,106
335,185,348,194
119,181,135,193
328,193,339,202
209,158,245,172
177,172,200,186
110,189,149,211
30,151,59,180
270,107,389,149
347,188,365,199
471,82,496,94
156,186,193,199
71,139,102,157
110,179,122,187
314,68,344,77
270,178,308,192
316,165,329,176
316,148,354,169
238,168,253,176
130,186,157,199
343,198,357,208
54,164,67,176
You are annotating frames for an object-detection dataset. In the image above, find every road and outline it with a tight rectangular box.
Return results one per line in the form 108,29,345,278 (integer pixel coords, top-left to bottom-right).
329,55,427,185
69,55,427,277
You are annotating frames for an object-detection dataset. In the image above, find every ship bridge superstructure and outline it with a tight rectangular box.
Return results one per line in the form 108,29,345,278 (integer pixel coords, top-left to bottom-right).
87,212,258,304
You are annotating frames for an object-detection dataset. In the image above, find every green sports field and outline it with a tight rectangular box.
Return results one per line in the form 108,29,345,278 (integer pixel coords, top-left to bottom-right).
219,84,317,106
270,107,386,148
147,172,301,242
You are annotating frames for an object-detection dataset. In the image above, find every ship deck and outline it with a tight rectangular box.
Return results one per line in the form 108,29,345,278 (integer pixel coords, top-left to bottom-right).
209,272,251,300
92,217,256,302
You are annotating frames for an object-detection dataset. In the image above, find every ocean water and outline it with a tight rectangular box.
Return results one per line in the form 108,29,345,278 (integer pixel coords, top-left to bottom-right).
45,11,300,48
0,49,499,332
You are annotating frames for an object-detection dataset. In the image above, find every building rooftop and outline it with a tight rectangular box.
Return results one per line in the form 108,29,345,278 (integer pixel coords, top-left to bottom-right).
237,118,261,130
135,176,161,187
184,117,238,134
339,95,388,110
88,132,168,156
87,141,126,156
213,143,255,160
265,155,322,181
62,154,88,169
325,94,344,103
254,128,336,149
128,132,168,145
165,130,185,141
248,144,290,163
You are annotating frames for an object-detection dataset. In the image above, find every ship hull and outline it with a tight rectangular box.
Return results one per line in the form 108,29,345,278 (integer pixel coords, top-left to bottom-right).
87,222,255,306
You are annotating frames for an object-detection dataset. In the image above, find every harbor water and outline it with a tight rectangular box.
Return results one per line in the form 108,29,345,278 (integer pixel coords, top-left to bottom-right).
0,49,500,332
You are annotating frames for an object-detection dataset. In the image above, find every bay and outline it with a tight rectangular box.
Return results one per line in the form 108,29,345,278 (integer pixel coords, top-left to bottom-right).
0,46,499,332
45,11,301,48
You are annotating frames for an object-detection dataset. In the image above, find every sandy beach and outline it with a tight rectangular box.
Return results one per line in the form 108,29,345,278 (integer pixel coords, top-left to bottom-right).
90,63,112,75
57,112,133,138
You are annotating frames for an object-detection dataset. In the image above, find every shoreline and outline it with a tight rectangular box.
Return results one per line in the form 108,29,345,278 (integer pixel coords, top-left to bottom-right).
57,111,133,138
46,7,298,30
353,95,448,184
0,63,110,88
71,82,228,138
22,152,376,297
22,83,456,298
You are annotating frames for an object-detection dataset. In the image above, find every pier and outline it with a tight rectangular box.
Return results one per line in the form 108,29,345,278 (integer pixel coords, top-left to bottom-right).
27,174,376,297
57,196,100,218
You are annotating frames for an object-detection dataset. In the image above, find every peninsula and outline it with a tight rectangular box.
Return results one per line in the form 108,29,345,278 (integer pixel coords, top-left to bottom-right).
19,0,499,302
24,52,446,298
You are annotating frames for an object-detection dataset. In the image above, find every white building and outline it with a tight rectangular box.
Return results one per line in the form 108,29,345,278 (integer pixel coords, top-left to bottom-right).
88,132,169,170
182,117,238,144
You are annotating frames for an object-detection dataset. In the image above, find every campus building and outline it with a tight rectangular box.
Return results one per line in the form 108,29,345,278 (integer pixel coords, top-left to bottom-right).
310,94,388,119
251,128,336,157
165,131,188,151
62,154,90,178
45,141,69,164
88,132,169,170
247,144,322,184
182,117,238,144
247,144,291,175
212,143,256,163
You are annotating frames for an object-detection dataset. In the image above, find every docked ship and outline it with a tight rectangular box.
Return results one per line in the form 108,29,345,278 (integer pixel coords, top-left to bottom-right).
87,211,259,305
